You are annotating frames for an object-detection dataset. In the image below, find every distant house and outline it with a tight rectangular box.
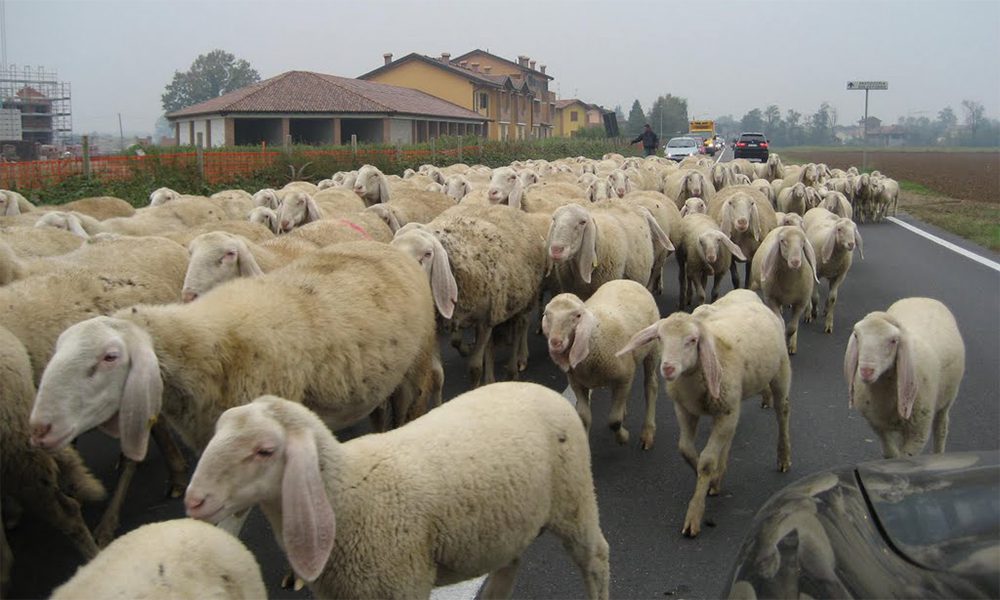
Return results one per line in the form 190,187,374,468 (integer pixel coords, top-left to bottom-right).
165,70,486,147
554,99,614,137
359,49,556,141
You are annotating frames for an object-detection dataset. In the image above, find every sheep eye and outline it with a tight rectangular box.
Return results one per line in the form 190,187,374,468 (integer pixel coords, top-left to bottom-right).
423,251,432,259
578,220,587,226
255,447,275,458
102,352,119,363
889,338,898,345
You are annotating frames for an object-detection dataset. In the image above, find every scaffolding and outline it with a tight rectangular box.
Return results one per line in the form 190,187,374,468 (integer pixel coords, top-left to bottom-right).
0,64,72,146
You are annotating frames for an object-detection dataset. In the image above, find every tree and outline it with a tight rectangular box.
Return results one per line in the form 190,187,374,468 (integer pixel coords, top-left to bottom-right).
153,115,173,139
626,100,647,139
764,105,781,135
937,106,957,129
785,109,803,146
808,102,833,144
740,108,764,133
961,99,985,138
647,94,688,138
162,49,261,113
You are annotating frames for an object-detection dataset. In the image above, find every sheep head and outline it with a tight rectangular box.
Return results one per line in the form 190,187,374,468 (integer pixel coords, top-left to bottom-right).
547,204,597,283
390,228,457,319
541,294,596,371
276,192,323,232
487,167,522,208
252,188,281,210
182,232,263,303
149,187,179,207
845,312,916,418
353,165,390,205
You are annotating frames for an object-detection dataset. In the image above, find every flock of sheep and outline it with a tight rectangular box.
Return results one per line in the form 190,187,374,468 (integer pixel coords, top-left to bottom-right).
0,147,964,599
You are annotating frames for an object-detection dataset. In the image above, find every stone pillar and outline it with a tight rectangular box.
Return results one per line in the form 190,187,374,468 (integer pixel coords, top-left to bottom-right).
281,118,291,144
383,118,392,143
175,122,181,145
205,119,212,147
188,121,194,146
332,117,341,145
224,118,235,146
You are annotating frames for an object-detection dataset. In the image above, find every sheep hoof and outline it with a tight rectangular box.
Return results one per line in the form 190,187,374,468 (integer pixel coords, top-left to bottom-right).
708,483,721,496
614,427,630,446
281,571,306,591
778,459,791,473
168,483,185,499
682,518,701,538
640,429,655,450
824,323,833,334
94,522,118,548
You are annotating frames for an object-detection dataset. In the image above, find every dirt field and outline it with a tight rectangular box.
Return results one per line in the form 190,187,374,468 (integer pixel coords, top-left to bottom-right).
781,150,999,203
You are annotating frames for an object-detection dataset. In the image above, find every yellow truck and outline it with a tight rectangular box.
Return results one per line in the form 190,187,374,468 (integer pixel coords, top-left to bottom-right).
688,120,719,156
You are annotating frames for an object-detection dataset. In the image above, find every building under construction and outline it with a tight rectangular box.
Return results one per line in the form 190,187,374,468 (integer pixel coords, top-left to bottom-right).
0,65,72,152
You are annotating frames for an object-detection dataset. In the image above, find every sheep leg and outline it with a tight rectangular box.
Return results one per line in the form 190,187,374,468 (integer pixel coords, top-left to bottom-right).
771,362,792,472
932,409,950,453
786,304,806,355
810,285,821,322
639,354,659,450
676,248,688,309
506,311,531,380
368,402,390,433
0,503,10,594
571,380,593,433
877,430,903,459
824,273,847,334
93,456,138,547
692,271,708,306
708,436,734,496
899,426,932,458
550,503,611,600
467,323,493,388
17,451,99,560
150,419,188,498
480,557,521,600
743,261,752,289
710,270,724,302
449,321,471,357
728,261,739,291
484,330,496,384
674,403,700,472
683,414,737,538
608,382,630,446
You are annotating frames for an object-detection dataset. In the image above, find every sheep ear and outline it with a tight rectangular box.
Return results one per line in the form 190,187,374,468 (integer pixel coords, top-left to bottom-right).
896,334,918,420
641,208,673,252
802,236,820,283
385,207,402,233
680,204,689,217
853,225,864,260
377,172,391,203
577,216,597,284
587,183,597,203
821,227,837,263
844,332,858,408
719,202,733,237
761,235,781,283
750,202,762,241
508,179,523,210
304,195,323,224
698,324,722,401
119,325,162,461
67,215,90,239
282,430,335,583
231,241,264,277
569,309,596,369
718,232,746,262
428,235,457,319
616,322,660,357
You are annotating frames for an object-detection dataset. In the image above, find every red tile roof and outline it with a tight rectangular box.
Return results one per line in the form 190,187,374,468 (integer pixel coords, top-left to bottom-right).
358,53,534,94
451,49,554,80
166,71,485,120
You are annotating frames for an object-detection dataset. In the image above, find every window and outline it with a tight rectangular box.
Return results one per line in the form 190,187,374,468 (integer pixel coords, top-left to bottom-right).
570,111,579,122
479,93,489,110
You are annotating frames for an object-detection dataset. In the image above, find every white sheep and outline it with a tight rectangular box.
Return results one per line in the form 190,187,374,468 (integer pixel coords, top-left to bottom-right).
777,182,810,216
845,298,965,458
664,169,716,209
50,519,266,600
252,188,281,210
1,325,106,570
58,196,136,220
750,226,819,354
817,190,853,220
248,206,280,233
708,187,778,288
364,189,456,234
680,197,708,216
184,386,611,599
546,203,672,300
678,212,747,308
617,289,791,537
542,280,661,449
1,190,33,216
353,164,391,205
148,186,179,207
804,211,863,334
619,191,682,296
443,174,474,201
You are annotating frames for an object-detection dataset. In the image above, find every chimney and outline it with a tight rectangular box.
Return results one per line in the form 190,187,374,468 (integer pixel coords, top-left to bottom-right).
459,61,468,68
440,52,451,63
529,60,536,70
470,62,480,72
539,64,546,74
518,55,529,67
483,66,492,74
383,53,393,66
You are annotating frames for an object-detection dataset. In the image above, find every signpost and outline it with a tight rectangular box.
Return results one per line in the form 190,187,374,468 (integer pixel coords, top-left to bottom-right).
847,80,888,170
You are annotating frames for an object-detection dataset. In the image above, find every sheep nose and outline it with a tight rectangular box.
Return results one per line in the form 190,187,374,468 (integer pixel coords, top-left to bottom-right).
280,220,290,230
182,290,198,303
860,367,875,381
789,259,801,269
662,364,676,379
30,422,52,444
736,218,748,230
549,338,563,351
549,245,564,259
184,492,207,515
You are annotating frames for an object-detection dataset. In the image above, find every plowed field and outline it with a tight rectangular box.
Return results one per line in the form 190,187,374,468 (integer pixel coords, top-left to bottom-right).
781,150,999,203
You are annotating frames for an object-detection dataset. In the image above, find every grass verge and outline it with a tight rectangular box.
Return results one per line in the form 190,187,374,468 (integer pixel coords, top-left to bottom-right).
898,192,1000,252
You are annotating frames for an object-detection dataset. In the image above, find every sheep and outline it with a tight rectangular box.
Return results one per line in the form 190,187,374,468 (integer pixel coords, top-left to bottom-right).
353,164,391,205
546,202,672,300
184,386,611,599
391,205,545,386
619,191,683,295
677,212,746,308
148,186,179,206
616,289,791,537
365,189,456,234
750,226,819,354
282,180,320,195
426,182,445,193
845,298,965,458
805,214,863,334
1,189,33,216
664,169,716,209
58,196,136,220
443,174,473,201
750,178,777,208
775,211,805,229
289,214,390,244
0,225,83,258
50,519,266,600
542,280,661,449
729,159,758,181
777,182,809,216
817,190,853,220
252,188,281,210
680,197,708,216
248,205,280,233
34,211,94,238
586,178,617,202
1,325,106,570
871,176,900,221
710,163,736,190
708,186,778,288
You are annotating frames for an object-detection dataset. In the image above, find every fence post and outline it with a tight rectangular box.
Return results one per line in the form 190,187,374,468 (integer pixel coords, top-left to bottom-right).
284,134,292,156
457,137,463,163
82,135,91,180
195,132,205,180
431,137,436,163
351,134,358,166
479,138,484,161
396,141,403,167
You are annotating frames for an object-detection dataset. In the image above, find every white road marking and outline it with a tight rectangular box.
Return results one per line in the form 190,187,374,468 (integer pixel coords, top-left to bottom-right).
887,217,1000,273
431,576,488,600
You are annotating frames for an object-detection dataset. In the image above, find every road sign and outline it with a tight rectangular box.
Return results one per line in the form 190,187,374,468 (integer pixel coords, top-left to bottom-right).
847,81,888,90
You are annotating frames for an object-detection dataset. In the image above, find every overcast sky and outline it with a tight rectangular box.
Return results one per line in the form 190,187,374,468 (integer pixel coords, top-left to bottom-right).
5,0,999,135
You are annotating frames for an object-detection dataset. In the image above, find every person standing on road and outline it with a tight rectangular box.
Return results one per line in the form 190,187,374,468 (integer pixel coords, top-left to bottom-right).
630,124,660,157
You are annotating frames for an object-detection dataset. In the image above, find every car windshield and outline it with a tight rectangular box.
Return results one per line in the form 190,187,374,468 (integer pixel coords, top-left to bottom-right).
740,135,767,142
667,138,696,148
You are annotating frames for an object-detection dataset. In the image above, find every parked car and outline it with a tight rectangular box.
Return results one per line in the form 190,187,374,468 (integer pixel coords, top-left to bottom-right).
663,136,702,161
733,132,769,162
724,451,1000,599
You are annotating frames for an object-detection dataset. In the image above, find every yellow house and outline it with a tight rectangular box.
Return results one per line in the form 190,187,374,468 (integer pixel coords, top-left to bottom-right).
555,99,614,137
359,50,554,141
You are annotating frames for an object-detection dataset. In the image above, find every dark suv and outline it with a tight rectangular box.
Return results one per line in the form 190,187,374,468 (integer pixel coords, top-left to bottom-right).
733,132,769,162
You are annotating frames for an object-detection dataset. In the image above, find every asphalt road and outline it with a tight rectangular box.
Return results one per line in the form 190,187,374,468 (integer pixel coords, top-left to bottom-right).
6,185,999,599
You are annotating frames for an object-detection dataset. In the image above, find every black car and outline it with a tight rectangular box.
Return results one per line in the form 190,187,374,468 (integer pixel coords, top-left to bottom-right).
724,451,1000,599
733,132,769,162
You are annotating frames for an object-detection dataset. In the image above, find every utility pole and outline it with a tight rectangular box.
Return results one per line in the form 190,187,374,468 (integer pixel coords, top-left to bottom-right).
847,81,888,171
118,112,125,151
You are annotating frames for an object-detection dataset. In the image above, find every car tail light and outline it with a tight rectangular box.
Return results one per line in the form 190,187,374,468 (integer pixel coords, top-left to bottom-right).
736,142,747,148
760,142,769,148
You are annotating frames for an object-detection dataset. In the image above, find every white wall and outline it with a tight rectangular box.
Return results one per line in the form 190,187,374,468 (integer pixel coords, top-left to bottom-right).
210,118,225,147
193,120,208,146
389,118,412,144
